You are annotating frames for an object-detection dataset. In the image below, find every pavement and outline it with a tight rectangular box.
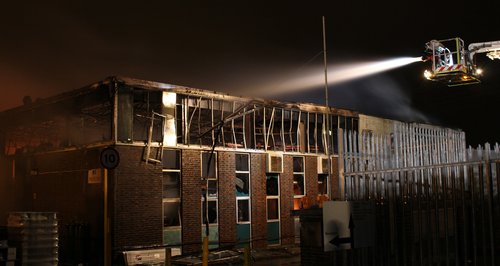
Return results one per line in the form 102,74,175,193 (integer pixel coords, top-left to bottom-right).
171,245,300,266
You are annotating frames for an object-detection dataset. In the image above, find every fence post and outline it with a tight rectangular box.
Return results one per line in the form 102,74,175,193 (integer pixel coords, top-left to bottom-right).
164,248,171,266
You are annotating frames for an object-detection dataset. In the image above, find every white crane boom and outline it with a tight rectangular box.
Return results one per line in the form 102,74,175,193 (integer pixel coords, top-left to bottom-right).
468,41,500,60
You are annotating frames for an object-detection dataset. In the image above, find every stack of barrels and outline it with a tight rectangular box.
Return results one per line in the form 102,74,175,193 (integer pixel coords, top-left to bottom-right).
7,212,58,265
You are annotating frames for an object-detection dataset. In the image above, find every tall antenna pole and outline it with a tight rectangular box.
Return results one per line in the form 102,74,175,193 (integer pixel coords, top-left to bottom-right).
322,16,333,199
322,17,329,107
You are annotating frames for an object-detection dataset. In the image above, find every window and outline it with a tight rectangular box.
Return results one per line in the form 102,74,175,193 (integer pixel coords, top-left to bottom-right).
162,149,182,248
318,174,328,195
163,202,181,227
163,150,181,226
266,174,280,245
202,200,218,224
293,157,305,196
266,174,280,221
201,152,218,225
237,199,250,222
163,149,180,169
202,152,216,179
236,153,250,224
293,156,305,210
132,89,163,143
163,172,180,198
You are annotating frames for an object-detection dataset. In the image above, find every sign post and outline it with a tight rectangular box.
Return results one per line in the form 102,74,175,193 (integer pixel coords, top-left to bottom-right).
323,201,375,251
99,147,119,266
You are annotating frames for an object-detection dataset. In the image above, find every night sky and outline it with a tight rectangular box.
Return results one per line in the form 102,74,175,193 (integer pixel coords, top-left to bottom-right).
1,1,500,145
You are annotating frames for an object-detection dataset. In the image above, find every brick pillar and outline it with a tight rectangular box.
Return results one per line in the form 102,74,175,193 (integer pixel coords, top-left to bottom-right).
182,149,202,253
250,153,267,248
331,156,340,200
218,151,237,248
305,156,318,206
280,155,295,245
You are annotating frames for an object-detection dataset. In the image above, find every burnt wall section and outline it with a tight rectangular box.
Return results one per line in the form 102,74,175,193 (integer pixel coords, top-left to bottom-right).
113,146,163,250
8,148,106,264
0,155,21,225
2,84,113,156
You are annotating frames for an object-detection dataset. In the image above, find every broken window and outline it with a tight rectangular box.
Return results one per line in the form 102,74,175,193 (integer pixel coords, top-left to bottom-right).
132,89,163,142
187,97,201,145
290,111,300,152
271,108,284,151
236,171,249,196
3,84,112,154
199,99,213,146
235,153,250,197
221,101,234,147
117,86,133,142
173,93,353,156
175,101,183,144
236,153,250,224
233,102,246,148
254,107,265,150
331,115,339,154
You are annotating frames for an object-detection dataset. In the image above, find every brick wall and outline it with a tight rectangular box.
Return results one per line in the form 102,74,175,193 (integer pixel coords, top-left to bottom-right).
331,156,340,200
217,151,236,248
113,146,163,249
280,155,295,245
305,155,318,206
181,149,202,254
250,153,267,248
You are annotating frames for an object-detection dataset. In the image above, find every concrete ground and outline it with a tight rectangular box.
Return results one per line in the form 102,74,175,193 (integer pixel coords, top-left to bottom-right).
171,245,300,266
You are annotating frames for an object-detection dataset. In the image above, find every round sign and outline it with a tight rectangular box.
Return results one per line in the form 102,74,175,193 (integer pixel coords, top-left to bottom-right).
100,147,120,169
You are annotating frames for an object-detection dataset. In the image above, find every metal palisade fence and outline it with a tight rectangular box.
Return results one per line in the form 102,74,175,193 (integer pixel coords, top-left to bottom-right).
341,122,499,266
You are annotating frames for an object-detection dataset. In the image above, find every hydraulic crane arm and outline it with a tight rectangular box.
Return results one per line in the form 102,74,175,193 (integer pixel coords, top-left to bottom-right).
468,41,500,60
423,37,500,87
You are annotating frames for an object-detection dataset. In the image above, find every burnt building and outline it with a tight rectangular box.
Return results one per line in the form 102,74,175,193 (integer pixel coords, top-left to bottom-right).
0,76,464,265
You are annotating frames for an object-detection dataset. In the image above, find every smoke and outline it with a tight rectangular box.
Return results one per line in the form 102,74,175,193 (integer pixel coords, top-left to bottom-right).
330,75,431,123
242,56,431,123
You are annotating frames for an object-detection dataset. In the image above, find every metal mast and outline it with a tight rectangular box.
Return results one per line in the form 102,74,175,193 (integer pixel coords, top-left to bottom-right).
322,16,333,199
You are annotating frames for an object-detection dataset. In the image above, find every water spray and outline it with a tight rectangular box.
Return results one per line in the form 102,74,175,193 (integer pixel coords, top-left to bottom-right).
260,56,423,96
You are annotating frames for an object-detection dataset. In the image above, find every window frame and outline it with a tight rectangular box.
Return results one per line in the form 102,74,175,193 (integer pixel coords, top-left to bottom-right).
235,153,251,225
162,149,182,230
293,156,306,197
266,174,280,222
